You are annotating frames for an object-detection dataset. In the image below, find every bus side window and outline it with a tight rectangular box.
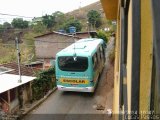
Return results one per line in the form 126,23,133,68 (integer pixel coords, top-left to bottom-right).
102,46,105,59
100,46,103,59
103,46,105,55
92,56,94,67
93,54,97,70
99,48,102,59
96,53,98,61
96,49,101,63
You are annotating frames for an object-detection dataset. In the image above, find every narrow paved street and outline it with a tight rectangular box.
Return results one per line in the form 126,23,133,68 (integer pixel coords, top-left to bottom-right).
23,38,115,120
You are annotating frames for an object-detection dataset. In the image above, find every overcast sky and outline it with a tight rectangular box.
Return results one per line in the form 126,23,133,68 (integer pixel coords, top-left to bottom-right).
0,0,99,23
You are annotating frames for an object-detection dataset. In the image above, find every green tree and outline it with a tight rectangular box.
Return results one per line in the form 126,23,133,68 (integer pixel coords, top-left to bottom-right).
0,24,4,36
42,14,56,29
32,22,47,33
62,18,82,33
11,18,29,29
87,10,102,29
0,22,11,38
52,11,65,23
23,20,29,28
3,22,11,29
97,30,108,43
52,11,66,30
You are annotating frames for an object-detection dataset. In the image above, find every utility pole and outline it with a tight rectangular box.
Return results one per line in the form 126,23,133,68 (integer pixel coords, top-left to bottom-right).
87,21,90,37
15,37,22,83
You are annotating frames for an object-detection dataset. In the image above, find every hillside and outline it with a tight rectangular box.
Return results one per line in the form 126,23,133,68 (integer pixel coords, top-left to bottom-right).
66,1,108,31
0,1,115,64
67,1,105,19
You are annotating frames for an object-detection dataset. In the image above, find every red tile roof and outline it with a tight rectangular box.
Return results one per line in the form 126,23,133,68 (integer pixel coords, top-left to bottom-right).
0,62,36,76
34,31,82,39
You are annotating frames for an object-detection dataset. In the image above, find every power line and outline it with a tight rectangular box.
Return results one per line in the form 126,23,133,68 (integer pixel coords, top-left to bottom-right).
1,36,95,47
1,38,96,45
0,18,14,19
0,12,33,19
2,43,33,47
2,42,73,47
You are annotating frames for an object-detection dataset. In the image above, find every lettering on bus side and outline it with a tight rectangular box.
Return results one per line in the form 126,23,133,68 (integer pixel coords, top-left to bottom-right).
62,79,87,84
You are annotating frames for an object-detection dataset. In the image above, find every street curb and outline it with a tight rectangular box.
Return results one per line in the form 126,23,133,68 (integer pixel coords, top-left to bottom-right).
20,87,57,118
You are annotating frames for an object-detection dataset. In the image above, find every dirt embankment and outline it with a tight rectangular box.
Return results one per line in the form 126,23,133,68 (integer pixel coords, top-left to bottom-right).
105,63,114,93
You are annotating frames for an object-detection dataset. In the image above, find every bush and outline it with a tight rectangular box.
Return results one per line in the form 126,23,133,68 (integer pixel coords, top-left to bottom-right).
32,67,56,100
96,30,108,43
32,22,47,34
61,18,82,33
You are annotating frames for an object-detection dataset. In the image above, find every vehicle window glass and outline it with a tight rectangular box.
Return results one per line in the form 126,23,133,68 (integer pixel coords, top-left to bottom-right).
93,53,97,70
92,56,94,65
99,48,102,59
100,46,102,51
58,56,88,72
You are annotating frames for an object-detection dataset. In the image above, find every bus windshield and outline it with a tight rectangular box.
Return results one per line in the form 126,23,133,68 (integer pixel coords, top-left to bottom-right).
58,56,88,72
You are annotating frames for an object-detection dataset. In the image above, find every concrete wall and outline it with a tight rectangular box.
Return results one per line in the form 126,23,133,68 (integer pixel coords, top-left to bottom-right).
101,0,155,117
43,58,55,69
126,1,132,113
10,98,19,113
35,34,78,59
113,10,120,115
140,0,153,113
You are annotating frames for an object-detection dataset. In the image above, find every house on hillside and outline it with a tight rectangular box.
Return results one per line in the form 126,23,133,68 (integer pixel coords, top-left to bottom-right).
0,62,36,114
34,31,81,69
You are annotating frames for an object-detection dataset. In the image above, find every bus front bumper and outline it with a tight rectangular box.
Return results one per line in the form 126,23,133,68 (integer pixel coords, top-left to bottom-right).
57,85,95,92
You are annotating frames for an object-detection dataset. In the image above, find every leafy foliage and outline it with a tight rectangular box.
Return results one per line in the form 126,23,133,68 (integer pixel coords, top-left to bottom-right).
96,30,108,43
0,43,16,64
22,32,37,62
87,10,102,29
3,22,12,29
52,11,65,23
0,24,4,36
32,22,47,33
42,14,56,29
52,11,66,30
61,18,82,33
32,67,56,100
11,18,29,29
0,22,12,38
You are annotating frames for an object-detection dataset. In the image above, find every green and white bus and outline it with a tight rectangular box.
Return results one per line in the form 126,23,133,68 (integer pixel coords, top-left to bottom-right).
55,38,106,92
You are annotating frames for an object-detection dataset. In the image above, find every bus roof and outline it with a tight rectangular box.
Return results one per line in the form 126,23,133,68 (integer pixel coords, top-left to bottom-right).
56,38,104,57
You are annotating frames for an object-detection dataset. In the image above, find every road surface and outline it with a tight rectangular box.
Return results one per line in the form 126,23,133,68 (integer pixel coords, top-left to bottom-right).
23,38,115,120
